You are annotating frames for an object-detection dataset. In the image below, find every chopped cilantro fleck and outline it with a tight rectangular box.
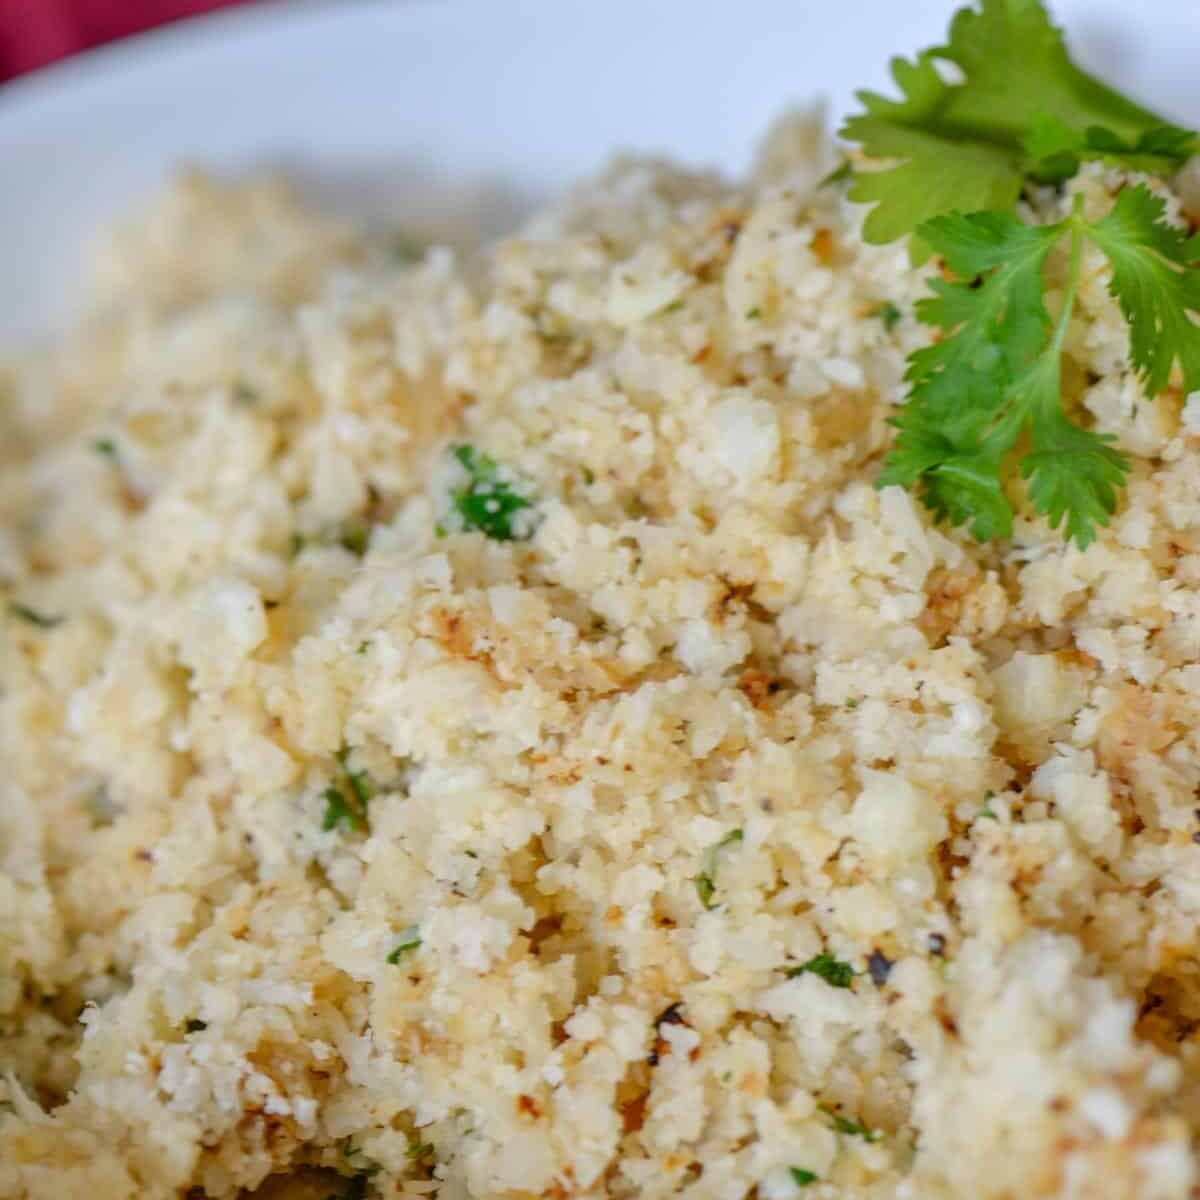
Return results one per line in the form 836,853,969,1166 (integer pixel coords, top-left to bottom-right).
788,952,855,989
322,749,373,833
91,437,117,458
391,232,428,263
8,602,63,629
821,1104,880,1142
661,298,686,314
339,518,371,557
321,787,359,832
871,300,903,330
289,532,306,558
745,306,762,320
790,1167,819,1187
979,790,998,820
387,930,422,964
232,381,258,406
336,748,372,809
694,829,743,910
406,1138,435,1160
450,445,533,541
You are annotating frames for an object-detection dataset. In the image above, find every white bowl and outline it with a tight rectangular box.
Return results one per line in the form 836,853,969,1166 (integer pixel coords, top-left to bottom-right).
0,0,1195,346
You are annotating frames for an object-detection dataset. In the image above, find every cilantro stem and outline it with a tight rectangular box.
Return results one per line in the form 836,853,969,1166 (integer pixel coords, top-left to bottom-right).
1052,195,1087,361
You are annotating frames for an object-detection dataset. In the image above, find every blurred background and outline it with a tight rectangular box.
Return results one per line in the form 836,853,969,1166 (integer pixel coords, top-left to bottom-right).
0,0,252,81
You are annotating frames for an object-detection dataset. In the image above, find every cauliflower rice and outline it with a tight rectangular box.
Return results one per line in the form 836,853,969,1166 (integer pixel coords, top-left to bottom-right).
2,119,1200,1199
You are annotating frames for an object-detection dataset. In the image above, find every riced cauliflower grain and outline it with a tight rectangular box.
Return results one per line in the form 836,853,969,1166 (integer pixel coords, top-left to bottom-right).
2,123,1199,1200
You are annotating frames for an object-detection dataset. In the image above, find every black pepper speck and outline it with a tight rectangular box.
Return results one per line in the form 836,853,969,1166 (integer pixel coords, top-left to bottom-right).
867,949,894,987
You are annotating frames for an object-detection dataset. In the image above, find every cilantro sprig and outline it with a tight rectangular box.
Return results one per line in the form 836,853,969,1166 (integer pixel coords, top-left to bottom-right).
880,188,1199,545
841,0,1200,547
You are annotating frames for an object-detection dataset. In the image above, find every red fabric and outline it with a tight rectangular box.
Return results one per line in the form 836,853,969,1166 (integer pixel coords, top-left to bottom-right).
0,0,251,82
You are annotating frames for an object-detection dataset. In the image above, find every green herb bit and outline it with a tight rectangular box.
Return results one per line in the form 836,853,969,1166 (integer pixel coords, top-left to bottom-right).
787,952,855,989
8,602,63,629
694,828,744,910
406,1138,435,1161
745,306,762,320
790,1167,819,1187
321,786,365,833
336,748,372,810
391,233,428,263
387,929,422,965
339,518,371,557
979,790,998,820
91,437,118,458
289,532,306,558
232,381,258,406
450,444,533,541
821,1103,881,1142
871,301,903,331
661,298,686,314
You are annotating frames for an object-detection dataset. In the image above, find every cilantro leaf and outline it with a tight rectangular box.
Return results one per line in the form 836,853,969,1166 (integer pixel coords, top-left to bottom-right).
1084,183,1200,398
450,445,533,541
790,1167,819,1187
844,118,1022,253
841,0,1188,246
1025,115,1197,184
1020,390,1129,547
